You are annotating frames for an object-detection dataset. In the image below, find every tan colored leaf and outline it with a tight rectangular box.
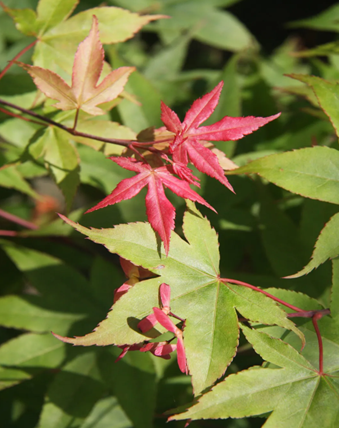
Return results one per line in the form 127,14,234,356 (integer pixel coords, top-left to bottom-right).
18,15,134,116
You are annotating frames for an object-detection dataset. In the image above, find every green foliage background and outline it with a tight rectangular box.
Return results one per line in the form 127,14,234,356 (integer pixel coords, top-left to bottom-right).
1,1,339,427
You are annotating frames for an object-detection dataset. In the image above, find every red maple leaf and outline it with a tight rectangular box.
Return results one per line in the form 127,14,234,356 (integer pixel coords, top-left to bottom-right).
161,81,280,192
86,157,215,255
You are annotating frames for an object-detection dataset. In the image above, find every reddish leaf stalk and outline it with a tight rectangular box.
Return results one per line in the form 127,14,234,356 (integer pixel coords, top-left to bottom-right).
312,313,325,375
128,143,148,162
222,278,303,312
0,208,38,230
0,39,37,81
72,108,80,131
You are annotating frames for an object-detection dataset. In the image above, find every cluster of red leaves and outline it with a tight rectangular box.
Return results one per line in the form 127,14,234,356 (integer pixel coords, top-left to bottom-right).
88,82,280,254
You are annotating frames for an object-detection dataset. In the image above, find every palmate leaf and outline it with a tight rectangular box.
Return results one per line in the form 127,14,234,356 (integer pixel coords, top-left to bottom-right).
161,81,280,192
86,157,215,255
171,326,339,427
19,16,135,116
55,202,302,394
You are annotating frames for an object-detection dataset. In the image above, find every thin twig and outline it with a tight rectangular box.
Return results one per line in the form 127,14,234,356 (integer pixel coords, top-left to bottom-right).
0,97,169,148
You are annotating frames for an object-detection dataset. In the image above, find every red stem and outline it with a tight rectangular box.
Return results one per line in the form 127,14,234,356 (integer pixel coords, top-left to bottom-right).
0,40,37,81
312,313,324,375
222,278,303,312
0,208,38,230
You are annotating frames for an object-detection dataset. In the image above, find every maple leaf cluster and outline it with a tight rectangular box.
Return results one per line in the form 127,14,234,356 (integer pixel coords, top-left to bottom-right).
19,14,280,255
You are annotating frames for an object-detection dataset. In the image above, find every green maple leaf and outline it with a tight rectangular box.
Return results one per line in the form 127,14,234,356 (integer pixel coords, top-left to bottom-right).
171,325,339,427
55,202,303,394
171,261,339,427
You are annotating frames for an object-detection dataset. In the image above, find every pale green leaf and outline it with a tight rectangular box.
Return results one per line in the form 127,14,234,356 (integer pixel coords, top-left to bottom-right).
172,327,339,427
55,203,302,394
227,147,339,204
288,212,339,278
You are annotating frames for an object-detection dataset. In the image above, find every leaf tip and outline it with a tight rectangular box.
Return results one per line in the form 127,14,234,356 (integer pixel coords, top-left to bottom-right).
51,331,75,344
